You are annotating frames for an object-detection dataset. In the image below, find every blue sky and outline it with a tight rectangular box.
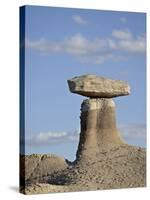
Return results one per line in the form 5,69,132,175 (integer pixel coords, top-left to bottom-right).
23,6,146,161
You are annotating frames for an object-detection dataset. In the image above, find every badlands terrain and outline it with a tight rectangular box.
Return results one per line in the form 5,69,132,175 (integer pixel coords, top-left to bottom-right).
20,75,146,194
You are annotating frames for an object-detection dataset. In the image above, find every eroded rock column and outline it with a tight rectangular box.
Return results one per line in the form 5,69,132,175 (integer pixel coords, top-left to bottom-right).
76,98,124,161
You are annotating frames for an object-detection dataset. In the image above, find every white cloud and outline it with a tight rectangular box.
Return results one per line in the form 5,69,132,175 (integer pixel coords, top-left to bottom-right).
117,35,146,53
26,38,61,53
63,34,90,55
26,34,109,59
119,124,146,140
112,29,132,40
26,29,146,64
81,53,122,65
120,17,127,23
111,30,146,53
26,131,79,146
72,15,87,25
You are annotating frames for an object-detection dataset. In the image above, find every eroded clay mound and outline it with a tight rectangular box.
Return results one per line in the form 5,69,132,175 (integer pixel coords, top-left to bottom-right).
20,154,68,185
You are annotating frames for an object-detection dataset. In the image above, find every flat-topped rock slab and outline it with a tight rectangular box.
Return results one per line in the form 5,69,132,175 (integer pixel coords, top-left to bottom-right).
67,74,130,98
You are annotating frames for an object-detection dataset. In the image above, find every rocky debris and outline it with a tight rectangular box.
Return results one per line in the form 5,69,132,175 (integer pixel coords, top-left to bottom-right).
67,74,130,98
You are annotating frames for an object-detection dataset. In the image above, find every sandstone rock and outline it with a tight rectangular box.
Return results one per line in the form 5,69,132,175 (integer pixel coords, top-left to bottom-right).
67,74,130,98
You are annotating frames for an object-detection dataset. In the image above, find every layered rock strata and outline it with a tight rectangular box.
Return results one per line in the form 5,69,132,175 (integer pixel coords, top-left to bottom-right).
76,98,124,163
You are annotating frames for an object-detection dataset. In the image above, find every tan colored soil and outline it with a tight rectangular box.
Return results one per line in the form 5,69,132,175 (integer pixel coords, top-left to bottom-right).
22,144,146,194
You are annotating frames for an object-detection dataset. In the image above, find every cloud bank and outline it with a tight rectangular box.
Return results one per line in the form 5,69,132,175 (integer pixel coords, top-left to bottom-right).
26,131,79,146
26,29,146,64
25,124,146,147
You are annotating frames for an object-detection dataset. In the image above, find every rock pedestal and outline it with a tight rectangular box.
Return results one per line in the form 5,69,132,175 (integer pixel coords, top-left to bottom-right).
67,74,130,163
76,98,124,162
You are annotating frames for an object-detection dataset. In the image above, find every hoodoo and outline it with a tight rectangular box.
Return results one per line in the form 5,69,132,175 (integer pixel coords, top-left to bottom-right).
68,74,130,162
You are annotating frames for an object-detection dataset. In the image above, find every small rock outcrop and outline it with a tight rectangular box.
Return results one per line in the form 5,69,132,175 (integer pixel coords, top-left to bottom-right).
20,154,68,189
